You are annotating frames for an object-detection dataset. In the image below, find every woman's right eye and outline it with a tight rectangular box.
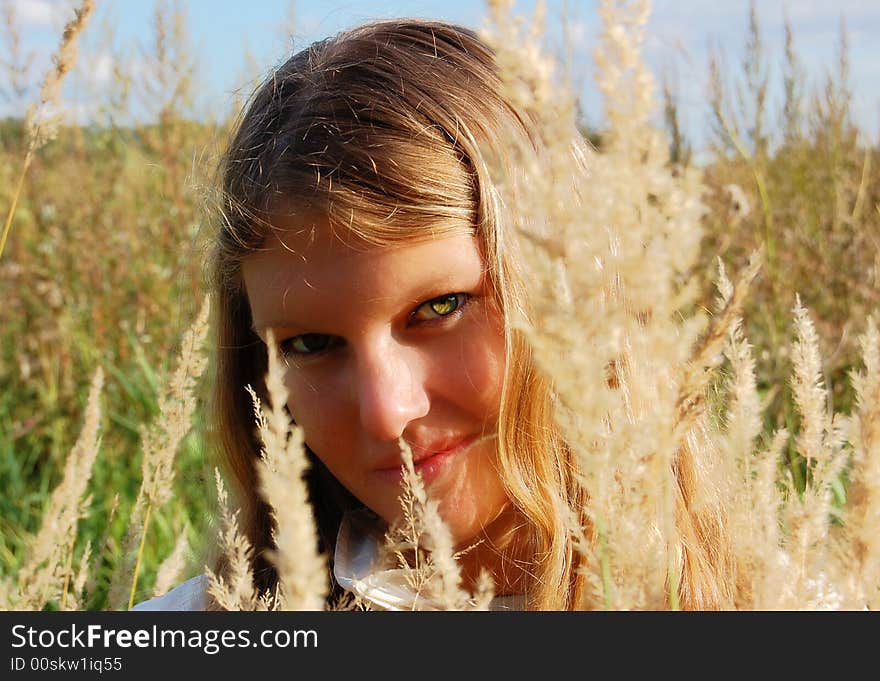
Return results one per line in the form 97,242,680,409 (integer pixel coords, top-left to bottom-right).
280,333,339,357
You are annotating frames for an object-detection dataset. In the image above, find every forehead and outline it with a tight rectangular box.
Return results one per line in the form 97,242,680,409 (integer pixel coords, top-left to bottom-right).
241,216,487,330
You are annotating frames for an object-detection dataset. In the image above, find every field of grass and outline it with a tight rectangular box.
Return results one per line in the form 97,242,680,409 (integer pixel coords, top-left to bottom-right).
1,0,877,610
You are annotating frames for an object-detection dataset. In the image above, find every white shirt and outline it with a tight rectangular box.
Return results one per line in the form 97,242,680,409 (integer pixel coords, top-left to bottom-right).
332,507,526,611
132,508,526,611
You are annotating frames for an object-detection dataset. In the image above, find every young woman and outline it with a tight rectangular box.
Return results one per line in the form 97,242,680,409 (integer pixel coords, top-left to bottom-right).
135,18,734,611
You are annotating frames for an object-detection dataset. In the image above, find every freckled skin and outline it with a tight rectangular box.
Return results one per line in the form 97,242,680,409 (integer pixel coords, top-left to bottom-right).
241,217,511,549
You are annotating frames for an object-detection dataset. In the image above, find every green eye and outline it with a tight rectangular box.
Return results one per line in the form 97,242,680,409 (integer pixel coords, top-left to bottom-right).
414,293,467,321
429,295,460,315
280,293,469,358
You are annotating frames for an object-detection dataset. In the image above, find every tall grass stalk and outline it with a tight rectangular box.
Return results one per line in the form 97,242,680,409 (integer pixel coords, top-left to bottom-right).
107,297,210,610
379,439,492,610
845,317,880,609
487,0,723,608
251,333,328,611
484,0,878,610
6,367,103,610
152,531,189,598
0,0,94,261
205,469,267,610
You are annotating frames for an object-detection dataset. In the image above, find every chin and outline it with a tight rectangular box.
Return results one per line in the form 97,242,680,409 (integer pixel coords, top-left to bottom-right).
437,498,507,548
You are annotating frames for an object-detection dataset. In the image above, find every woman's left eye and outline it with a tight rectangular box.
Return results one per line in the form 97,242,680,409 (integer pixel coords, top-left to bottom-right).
412,293,469,322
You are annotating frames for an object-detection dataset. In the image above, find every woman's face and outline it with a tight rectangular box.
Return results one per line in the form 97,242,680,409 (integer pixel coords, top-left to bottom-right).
242,215,510,546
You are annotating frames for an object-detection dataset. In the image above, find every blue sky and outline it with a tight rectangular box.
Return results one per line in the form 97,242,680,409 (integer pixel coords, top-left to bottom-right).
7,0,880,148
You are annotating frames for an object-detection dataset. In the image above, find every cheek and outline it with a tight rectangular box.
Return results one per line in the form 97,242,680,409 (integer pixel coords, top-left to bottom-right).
449,314,506,417
284,373,350,452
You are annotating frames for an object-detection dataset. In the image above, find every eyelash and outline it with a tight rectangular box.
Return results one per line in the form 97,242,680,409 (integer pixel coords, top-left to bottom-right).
277,292,472,360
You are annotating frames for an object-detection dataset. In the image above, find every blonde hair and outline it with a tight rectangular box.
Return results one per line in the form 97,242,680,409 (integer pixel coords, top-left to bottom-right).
209,18,733,610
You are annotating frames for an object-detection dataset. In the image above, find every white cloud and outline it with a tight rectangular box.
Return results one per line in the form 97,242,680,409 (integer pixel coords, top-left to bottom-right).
11,0,69,28
783,0,880,23
643,1,880,145
649,0,879,55
89,52,114,87
564,19,590,44
652,0,878,25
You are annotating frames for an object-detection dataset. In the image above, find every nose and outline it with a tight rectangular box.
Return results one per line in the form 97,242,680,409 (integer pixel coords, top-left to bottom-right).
354,335,430,442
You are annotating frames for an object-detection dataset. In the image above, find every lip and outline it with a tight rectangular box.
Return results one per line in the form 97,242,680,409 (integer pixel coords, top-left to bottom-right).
375,434,477,487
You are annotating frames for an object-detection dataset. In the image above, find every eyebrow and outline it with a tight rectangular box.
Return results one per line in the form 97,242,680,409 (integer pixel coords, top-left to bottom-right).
251,320,304,336
250,279,478,337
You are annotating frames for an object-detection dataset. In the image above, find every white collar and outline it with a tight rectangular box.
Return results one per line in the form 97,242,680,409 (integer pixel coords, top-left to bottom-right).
332,508,526,611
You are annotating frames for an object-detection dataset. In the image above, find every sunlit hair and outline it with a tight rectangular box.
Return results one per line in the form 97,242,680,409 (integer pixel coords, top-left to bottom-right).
209,18,731,610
